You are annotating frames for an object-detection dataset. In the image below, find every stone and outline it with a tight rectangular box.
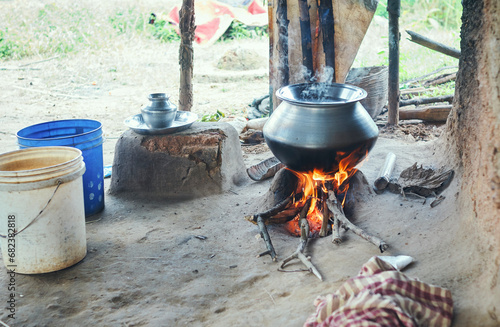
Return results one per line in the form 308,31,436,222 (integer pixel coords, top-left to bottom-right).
110,122,248,198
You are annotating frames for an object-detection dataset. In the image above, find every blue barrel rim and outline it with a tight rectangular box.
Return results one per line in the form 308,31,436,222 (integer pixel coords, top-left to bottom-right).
16,119,102,142
16,119,105,217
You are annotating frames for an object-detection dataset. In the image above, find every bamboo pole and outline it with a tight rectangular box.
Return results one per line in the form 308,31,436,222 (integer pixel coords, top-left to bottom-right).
387,0,400,125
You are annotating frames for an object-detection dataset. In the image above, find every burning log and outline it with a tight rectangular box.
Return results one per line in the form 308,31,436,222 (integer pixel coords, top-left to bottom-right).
246,163,388,280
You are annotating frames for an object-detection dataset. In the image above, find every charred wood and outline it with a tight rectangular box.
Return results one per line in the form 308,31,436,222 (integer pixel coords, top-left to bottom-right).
317,0,335,82
298,0,314,79
277,0,290,86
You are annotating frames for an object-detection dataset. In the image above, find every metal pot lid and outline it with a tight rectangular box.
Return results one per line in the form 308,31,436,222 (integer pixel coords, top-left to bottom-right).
276,82,367,107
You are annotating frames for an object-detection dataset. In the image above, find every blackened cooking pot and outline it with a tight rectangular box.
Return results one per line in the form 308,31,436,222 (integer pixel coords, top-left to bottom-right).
263,83,379,173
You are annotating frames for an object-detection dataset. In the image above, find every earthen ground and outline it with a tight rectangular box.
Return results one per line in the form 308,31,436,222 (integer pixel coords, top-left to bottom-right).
0,6,492,326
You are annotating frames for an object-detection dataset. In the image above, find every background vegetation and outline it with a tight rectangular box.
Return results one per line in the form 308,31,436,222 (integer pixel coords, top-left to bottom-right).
0,0,461,84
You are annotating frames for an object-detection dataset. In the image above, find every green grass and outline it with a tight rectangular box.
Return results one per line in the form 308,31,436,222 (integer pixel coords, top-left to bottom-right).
218,21,269,42
0,3,269,61
0,0,461,87
357,0,462,84
376,0,462,30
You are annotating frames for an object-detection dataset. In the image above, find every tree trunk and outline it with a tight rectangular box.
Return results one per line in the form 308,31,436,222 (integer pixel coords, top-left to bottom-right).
179,0,195,112
445,0,500,323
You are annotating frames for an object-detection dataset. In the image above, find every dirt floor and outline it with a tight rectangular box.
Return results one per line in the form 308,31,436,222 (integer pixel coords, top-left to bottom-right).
0,9,491,326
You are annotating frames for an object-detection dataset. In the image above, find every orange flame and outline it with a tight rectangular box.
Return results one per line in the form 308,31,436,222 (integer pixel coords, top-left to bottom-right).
284,149,369,237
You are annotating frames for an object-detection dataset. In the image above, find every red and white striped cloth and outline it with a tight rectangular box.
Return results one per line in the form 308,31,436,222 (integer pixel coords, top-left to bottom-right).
166,0,267,46
304,256,453,327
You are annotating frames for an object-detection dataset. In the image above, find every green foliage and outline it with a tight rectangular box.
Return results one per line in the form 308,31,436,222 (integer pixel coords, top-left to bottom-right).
375,1,388,19
146,17,180,42
0,29,18,59
200,110,226,122
375,0,463,30
109,9,145,35
219,21,268,42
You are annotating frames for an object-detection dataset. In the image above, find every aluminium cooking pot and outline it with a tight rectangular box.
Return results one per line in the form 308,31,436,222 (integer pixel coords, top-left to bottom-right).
263,83,379,173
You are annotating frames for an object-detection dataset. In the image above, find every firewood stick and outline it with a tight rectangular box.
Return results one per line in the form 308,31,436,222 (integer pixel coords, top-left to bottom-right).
245,196,292,223
298,199,311,249
423,72,457,87
256,215,277,261
406,30,461,59
400,94,454,107
319,190,329,237
327,191,388,253
279,199,323,281
401,65,457,85
399,105,452,122
374,152,397,192
332,213,341,244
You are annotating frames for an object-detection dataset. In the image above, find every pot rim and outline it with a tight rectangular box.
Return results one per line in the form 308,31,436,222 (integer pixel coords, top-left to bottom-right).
276,82,367,107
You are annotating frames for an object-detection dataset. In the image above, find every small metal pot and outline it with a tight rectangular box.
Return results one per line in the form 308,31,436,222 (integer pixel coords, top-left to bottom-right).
263,83,379,173
141,93,177,129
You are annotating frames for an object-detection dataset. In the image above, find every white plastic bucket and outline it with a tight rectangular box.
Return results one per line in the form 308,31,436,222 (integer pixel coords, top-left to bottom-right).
0,146,87,274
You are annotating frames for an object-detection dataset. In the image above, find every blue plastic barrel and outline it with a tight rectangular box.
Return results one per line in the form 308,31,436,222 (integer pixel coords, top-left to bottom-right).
17,119,105,217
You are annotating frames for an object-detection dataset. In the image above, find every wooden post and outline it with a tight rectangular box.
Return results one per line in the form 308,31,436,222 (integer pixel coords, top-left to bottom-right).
317,0,335,82
298,0,314,80
277,0,290,87
268,0,275,114
387,0,400,125
178,0,195,112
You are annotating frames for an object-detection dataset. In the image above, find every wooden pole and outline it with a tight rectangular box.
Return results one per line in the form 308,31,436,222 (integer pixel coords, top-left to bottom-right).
178,0,195,112
268,0,275,114
277,0,290,87
317,0,335,82
298,0,314,80
406,30,461,59
387,0,400,125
